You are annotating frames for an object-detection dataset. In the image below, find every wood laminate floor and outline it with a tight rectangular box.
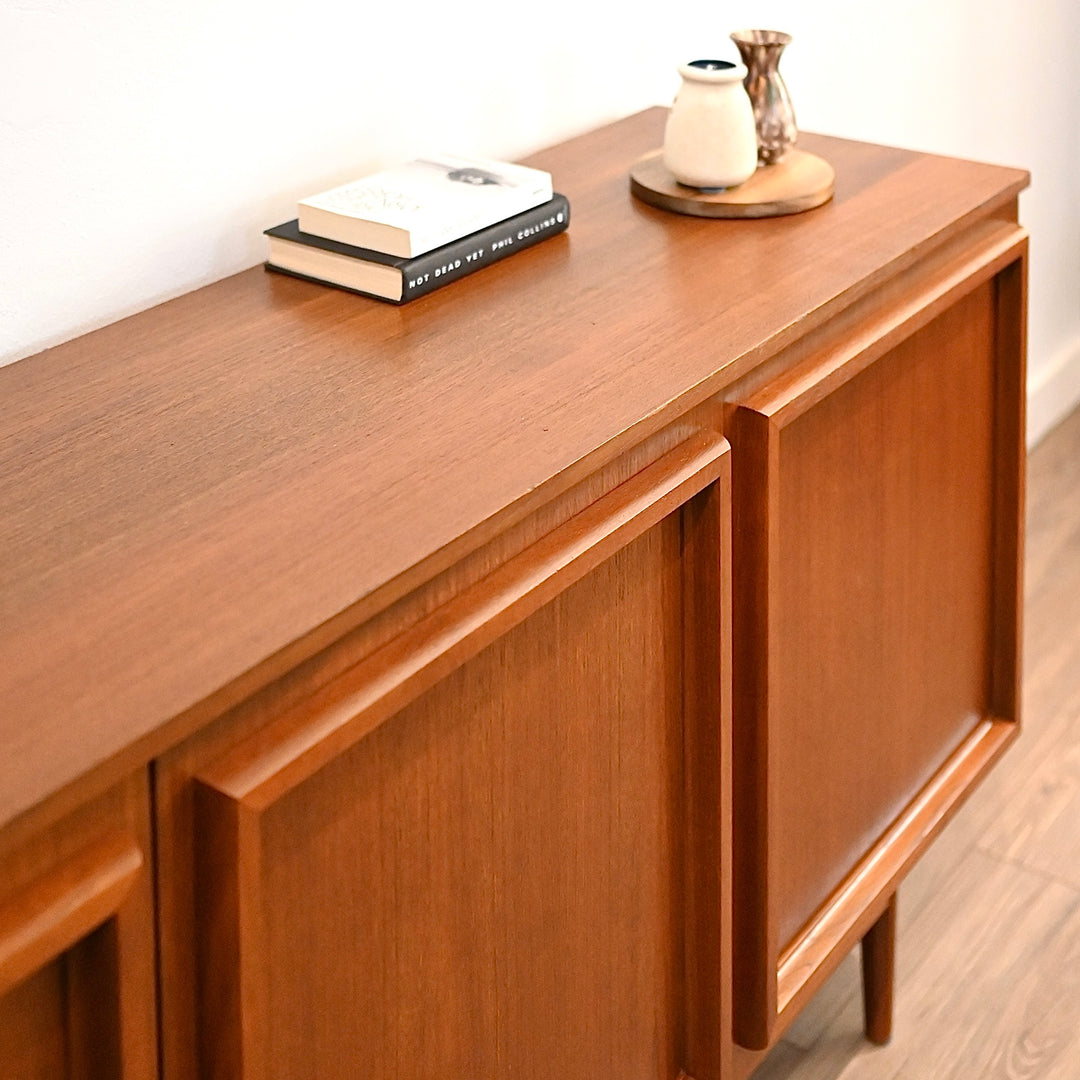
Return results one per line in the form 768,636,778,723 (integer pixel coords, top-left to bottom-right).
752,405,1080,1080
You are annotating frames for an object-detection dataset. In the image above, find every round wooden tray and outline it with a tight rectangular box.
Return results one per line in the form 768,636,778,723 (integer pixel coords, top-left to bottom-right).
630,148,835,218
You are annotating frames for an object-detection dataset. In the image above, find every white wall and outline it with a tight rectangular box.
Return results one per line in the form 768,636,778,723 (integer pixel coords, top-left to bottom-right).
3,0,1077,442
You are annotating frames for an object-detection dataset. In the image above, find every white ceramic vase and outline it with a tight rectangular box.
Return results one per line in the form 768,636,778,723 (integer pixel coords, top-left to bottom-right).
663,60,758,189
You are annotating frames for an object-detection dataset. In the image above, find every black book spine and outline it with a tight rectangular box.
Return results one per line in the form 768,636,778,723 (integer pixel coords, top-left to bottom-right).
398,194,570,301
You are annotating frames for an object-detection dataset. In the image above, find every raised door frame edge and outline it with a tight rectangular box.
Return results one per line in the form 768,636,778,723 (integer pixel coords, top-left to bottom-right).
728,236,1027,1051
0,772,158,1080
188,431,734,1080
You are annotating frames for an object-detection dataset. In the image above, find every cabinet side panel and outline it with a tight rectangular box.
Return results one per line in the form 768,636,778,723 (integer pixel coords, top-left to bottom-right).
773,283,997,947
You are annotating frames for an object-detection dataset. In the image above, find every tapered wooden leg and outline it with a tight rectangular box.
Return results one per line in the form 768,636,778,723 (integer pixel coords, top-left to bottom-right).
861,893,897,1045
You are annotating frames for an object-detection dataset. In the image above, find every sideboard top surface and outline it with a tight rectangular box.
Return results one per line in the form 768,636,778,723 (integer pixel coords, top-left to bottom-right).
0,108,1028,830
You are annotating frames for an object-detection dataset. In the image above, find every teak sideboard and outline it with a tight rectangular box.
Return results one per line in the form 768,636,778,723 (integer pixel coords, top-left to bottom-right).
0,110,1028,1080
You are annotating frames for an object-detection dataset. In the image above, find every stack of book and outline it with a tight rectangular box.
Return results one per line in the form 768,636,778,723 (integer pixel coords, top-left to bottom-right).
264,154,569,304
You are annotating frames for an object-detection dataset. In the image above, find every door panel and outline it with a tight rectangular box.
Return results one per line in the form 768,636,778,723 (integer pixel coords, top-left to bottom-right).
729,256,1025,1048
772,284,996,944
161,433,732,1080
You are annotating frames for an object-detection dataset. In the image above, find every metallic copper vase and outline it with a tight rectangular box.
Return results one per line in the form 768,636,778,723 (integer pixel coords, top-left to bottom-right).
731,29,797,165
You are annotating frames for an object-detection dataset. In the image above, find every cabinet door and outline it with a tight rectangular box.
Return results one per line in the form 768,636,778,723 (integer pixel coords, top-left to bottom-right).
729,250,1026,1049
157,432,731,1080
0,775,157,1080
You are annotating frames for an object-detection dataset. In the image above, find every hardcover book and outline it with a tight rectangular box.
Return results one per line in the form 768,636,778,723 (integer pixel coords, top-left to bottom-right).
297,155,553,258
265,194,570,304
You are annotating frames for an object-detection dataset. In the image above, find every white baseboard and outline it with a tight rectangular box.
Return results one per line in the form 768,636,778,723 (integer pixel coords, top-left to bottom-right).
1028,338,1080,448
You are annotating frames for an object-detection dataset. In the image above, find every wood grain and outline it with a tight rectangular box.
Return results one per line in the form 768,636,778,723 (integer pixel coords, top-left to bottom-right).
0,962,68,1080
198,430,729,808
629,148,835,218
162,469,729,1080
774,719,1015,1020
0,111,1033,1080
0,774,157,1080
0,832,142,997
773,283,998,940
0,109,1029,834
681,449,734,1080
728,257,1025,1050
859,894,895,1045
743,406,1080,1080
751,851,1080,1080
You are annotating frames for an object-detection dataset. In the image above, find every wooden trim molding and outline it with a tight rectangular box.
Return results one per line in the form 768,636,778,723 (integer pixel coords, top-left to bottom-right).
198,430,731,810
776,717,1017,1022
729,242,1027,1051
739,223,1027,427
0,832,143,998
0,772,157,1080
189,431,732,1080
